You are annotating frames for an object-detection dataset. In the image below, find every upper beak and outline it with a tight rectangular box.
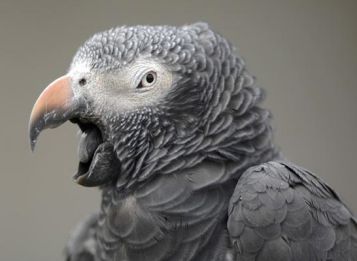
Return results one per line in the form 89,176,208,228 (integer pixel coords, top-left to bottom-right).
29,75,83,151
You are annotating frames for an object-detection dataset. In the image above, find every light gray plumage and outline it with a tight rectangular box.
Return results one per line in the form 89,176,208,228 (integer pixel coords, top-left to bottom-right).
29,23,357,261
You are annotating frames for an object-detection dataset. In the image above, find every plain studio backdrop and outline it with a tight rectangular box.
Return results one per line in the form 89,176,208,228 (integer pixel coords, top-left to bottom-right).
0,0,356,260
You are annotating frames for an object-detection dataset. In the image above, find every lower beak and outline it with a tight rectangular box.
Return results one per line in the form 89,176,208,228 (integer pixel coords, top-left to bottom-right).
29,75,84,150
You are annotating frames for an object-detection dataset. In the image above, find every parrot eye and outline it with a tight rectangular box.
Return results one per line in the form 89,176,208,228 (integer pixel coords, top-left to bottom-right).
137,71,157,88
79,78,87,86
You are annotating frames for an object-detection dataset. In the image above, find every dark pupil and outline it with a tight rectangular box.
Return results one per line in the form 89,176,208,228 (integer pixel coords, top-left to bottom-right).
146,73,154,83
79,78,87,86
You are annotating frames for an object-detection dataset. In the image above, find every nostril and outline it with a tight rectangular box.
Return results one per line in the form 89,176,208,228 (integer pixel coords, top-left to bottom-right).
79,78,87,86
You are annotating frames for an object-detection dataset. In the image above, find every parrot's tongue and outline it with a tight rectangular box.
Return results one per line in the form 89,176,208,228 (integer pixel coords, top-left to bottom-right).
78,126,102,164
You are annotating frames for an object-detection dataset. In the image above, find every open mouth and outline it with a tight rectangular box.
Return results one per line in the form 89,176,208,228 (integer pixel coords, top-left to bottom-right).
69,118,120,187
71,118,103,178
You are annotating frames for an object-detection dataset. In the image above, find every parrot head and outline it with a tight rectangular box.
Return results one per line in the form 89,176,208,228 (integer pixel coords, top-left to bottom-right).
29,23,256,189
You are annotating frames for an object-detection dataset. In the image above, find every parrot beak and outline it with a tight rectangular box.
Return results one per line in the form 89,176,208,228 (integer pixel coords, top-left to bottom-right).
29,75,83,151
29,74,119,187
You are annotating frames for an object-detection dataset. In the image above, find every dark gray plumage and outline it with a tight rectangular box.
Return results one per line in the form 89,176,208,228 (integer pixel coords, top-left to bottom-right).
28,23,357,261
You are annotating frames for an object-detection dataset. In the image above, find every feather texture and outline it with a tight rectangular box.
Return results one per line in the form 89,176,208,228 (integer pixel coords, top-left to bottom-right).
228,161,357,260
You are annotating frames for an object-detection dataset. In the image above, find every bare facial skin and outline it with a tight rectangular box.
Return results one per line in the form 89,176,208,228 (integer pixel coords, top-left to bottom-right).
68,58,174,115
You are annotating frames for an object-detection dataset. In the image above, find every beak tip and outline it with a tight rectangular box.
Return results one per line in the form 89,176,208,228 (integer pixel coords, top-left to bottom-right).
28,120,40,152
28,106,40,151
30,140,36,152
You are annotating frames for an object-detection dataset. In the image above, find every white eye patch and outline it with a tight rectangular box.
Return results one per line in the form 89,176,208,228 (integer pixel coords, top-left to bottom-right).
73,58,174,113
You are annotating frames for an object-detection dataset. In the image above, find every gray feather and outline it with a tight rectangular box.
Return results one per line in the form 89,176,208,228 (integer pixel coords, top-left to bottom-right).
228,161,357,260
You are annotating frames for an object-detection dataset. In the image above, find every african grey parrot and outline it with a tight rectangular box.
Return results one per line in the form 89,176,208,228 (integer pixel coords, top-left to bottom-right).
29,23,357,261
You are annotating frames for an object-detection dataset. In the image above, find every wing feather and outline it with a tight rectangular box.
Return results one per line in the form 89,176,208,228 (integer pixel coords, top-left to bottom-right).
228,161,357,260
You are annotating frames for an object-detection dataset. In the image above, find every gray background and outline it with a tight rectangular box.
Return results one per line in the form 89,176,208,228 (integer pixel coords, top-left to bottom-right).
0,0,356,260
